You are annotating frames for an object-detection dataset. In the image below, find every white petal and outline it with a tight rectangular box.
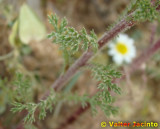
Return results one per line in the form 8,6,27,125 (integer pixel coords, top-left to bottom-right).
108,33,136,66
128,39,134,45
113,55,123,65
117,34,129,43
128,47,136,58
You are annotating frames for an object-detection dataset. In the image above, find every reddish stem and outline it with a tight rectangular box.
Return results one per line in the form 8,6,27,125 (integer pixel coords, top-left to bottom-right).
44,1,160,128
41,15,135,100
51,19,135,91
57,39,160,129
56,104,90,129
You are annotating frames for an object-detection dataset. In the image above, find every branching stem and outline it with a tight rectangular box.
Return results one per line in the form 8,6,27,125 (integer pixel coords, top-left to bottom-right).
56,39,160,129
50,17,135,92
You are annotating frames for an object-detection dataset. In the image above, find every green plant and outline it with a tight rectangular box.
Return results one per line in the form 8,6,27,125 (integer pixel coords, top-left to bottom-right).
11,64,122,123
7,0,160,126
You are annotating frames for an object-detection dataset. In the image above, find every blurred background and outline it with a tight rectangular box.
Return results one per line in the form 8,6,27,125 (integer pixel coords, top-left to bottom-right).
0,0,160,129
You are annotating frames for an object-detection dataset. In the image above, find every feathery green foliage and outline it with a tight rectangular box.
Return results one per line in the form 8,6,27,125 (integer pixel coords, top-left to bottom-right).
89,64,121,95
13,73,33,102
11,87,56,123
86,64,122,116
107,0,160,33
133,0,160,22
10,0,160,124
11,64,121,123
48,14,98,54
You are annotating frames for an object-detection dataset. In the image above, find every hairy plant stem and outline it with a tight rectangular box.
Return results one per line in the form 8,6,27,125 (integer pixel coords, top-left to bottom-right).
56,105,90,129
56,39,160,129
50,18,135,92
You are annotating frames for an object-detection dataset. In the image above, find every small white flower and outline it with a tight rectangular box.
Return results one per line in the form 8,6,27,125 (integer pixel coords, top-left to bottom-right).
108,33,136,65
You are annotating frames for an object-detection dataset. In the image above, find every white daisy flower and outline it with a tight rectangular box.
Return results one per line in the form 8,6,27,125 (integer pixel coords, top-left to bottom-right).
108,33,136,65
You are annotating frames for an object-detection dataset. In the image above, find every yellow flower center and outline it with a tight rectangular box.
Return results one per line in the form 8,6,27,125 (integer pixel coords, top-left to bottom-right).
116,42,128,55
